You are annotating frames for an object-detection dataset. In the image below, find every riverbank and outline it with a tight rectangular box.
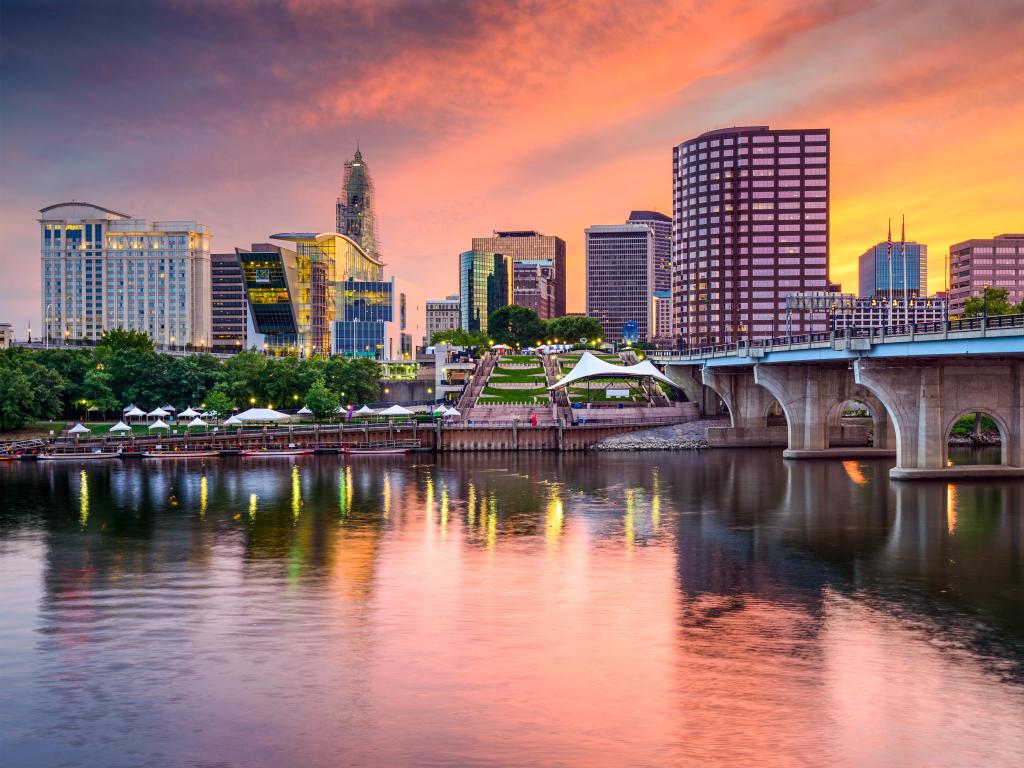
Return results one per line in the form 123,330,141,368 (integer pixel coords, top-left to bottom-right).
590,418,723,451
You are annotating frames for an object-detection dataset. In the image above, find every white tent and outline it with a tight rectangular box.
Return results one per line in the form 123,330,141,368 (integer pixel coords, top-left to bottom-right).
124,406,146,419
432,405,448,415
297,406,313,415
187,417,208,428
149,419,170,431
223,415,243,426
200,411,214,418
122,403,137,412
354,405,375,416
68,423,91,434
378,404,414,417
109,421,132,433
147,406,169,418
547,351,677,391
179,407,201,419
161,404,177,413
443,407,461,417
235,407,290,422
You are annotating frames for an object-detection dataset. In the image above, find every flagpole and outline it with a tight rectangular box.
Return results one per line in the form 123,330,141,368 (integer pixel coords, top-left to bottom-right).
886,219,893,327
901,215,908,327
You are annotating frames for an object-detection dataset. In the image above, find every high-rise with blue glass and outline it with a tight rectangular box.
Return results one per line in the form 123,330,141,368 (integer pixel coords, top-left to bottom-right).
459,251,512,334
858,240,927,298
238,232,393,358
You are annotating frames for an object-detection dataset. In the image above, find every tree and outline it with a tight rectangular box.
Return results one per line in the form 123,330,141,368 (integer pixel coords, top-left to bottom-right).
81,368,119,418
545,315,605,344
0,366,34,430
95,328,155,355
324,356,381,406
429,328,489,347
221,351,269,407
203,390,235,418
304,377,339,421
962,287,1019,318
488,305,546,348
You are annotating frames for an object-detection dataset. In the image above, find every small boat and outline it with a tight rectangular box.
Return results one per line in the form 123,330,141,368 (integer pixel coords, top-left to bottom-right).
37,451,121,461
239,448,315,457
343,446,409,455
142,450,220,459
0,454,19,461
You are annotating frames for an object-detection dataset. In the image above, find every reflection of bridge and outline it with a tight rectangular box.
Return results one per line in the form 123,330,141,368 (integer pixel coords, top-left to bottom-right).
655,316,1024,480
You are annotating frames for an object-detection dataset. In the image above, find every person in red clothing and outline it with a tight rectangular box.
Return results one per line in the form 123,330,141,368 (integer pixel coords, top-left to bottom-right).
531,412,537,427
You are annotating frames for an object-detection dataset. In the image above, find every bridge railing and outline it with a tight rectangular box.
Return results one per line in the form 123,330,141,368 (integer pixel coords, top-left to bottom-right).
656,313,1024,362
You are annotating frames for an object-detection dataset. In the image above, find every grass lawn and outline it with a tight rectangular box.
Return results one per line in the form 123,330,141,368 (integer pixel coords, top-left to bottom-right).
490,368,545,383
500,355,540,364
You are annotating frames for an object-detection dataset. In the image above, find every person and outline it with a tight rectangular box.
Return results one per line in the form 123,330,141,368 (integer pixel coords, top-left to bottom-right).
531,412,537,427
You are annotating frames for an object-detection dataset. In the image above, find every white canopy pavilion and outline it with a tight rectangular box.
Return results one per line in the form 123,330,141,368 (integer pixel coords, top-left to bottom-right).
148,419,169,431
354,405,375,416
546,351,677,402
235,407,290,423
223,415,243,426
109,421,132,433
378,404,414,417
124,406,146,420
186,417,208,429
68,423,91,434
179,407,201,419
147,407,169,419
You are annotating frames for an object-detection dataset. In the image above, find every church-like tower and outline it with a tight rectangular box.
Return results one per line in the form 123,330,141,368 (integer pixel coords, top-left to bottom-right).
335,148,380,260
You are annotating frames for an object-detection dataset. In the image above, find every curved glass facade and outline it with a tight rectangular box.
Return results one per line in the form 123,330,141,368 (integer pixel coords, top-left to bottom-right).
459,250,512,334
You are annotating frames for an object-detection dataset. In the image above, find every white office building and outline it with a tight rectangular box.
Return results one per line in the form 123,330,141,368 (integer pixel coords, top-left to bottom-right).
40,202,211,348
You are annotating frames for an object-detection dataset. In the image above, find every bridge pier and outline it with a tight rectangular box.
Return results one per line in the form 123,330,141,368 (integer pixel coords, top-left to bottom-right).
856,358,1024,479
753,364,894,459
666,363,724,418
701,367,787,447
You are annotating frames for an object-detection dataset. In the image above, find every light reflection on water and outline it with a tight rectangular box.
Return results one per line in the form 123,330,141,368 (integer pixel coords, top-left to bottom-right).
0,449,1022,767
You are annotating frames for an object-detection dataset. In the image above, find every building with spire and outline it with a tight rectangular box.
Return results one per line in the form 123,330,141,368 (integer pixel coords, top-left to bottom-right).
336,148,381,261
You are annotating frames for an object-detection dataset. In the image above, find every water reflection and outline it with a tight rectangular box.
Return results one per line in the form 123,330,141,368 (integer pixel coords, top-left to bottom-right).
0,452,1022,767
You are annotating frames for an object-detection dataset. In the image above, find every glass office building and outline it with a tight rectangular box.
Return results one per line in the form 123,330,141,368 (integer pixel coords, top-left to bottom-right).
858,241,927,298
459,250,512,334
470,231,566,317
239,232,391,357
335,278,393,357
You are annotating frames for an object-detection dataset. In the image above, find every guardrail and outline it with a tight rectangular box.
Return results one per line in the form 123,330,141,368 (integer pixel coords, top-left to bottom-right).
654,313,1024,361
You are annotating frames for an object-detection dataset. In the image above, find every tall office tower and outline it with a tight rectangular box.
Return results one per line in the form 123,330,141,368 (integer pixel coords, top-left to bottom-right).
210,252,248,352
948,233,1024,317
40,202,210,347
238,232,392,358
459,251,512,334
672,126,830,346
585,223,655,342
336,148,381,260
512,259,556,319
425,295,461,341
858,239,927,298
470,231,566,317
627,211,672,292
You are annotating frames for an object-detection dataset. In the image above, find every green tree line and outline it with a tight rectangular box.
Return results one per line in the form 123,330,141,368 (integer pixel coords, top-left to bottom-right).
0,329,381,431
430,307,605,349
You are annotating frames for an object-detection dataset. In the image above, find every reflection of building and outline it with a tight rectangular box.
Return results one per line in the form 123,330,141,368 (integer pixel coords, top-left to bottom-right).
400,332,413,358
948,234,1024,317
39,202,211,347
858,240,927,298
628,211,672,292
426,295,460,341
673,126,831,346
470,231,566,317
239,232,392,358
210,252,248,352
585,223,655,342
336,148,381,261
459,251,512,334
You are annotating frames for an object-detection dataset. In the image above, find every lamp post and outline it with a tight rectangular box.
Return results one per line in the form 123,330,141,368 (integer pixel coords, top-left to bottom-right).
983,283,990,325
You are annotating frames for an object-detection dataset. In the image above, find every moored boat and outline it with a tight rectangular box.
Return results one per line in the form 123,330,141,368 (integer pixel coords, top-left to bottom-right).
142,450,220,459
239,448,315,457
37,451,122,461
342,446,409,455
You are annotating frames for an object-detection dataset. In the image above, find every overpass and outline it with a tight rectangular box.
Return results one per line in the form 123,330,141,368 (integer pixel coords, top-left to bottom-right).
654,315,1024,480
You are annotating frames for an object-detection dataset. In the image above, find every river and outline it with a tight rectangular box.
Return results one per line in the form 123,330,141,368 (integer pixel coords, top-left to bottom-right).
1,449,1022,767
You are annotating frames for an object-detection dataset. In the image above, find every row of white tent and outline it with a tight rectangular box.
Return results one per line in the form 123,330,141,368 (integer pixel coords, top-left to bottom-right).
121,404,215,420
295,404,461,418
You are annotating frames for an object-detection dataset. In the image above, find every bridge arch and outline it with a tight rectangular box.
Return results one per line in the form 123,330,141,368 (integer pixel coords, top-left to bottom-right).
825,391,894,449
943,408,1009,466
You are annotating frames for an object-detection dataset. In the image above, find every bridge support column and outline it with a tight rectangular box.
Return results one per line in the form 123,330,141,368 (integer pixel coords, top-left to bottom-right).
856,358,1024,479
666,363,721,417
753,363,895,459
701,367,787,447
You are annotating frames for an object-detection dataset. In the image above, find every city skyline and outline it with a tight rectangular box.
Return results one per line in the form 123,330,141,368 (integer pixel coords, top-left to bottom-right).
3,0,1023,338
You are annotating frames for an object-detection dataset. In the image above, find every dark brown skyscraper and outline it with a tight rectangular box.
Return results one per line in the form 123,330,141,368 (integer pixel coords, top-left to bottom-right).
672,126,830,347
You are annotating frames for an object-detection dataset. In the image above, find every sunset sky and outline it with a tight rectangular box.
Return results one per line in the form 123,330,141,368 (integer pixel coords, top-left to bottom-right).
1,0,1022,340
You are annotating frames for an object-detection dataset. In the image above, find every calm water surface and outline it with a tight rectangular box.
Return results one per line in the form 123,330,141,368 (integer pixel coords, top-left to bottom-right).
1,450,1022,767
